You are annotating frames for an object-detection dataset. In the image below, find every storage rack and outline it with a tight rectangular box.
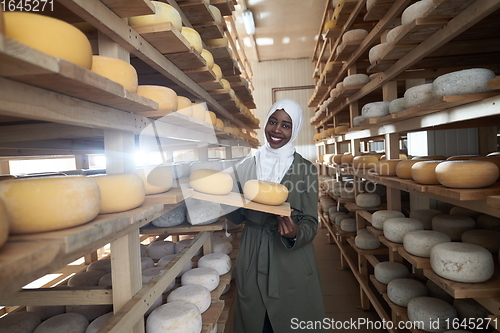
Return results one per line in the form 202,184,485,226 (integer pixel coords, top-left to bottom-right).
312,0,500,331
0,0,253,332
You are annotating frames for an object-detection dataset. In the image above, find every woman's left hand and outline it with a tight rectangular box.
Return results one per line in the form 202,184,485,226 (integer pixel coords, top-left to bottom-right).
277,214,297,239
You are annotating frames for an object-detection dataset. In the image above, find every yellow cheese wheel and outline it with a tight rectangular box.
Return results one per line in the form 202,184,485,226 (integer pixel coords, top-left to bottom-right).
192,103,207,121
215,118,224,129
334,126,349,134
323,19,337,33
128,1,182,32
4,12,93,69
341,154,354,165
92,174,146,214
205,111,217,125
136,85,178,112
181,27,203,53
91,56,138,92
411,160,444,184
215,79,231,92
353,155,379,169
380,154,408,160
0,176,100,234
201,49,214,68
332,155,344,164
177,96,193,116
208,5,223,25
396,160,426,179
374,159,401,176
435,161,499,189
446,155,481,161
189,169,233,195
243,180,289,206
472,156,500,180
136,165,173,195
206,37,228,47
0,200,9,249
412,155,446,160
212,64,223,80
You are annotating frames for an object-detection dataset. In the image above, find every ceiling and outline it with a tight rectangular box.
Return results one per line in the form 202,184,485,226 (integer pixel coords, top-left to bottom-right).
231,0,327,63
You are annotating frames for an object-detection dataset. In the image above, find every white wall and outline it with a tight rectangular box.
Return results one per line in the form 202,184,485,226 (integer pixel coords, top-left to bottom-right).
251,58,316,161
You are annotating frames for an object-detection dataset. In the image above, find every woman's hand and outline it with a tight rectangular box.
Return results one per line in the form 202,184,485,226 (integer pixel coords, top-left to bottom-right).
277,214,297,239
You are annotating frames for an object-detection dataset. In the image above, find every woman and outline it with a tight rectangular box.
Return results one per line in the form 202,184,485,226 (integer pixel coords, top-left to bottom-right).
226,99,326,333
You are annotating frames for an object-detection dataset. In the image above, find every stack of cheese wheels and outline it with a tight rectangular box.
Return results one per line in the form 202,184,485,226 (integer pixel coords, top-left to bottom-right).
177,96,193,116
91,174,145,214
0,311,42,332
383,217,424,243
435,160,499,188
396,159,426,179
433,68,496,97
374,159,401,176
181,267,220,291
387,278,428,307
136,165,174,195
189,169,233,195
352,155,379,170
355,193,381,208
197,253,231,275
32,313,90,332
0,176,100,234
91,56,138,92
0,200,9,249
147,240,175,260
181,27,203,53
136,85,178,114
374,261,410,284
3,12,93,69
432,214,476,241
461,229,500,253
403,230,451,257
371,210,404,230
146,301,202,333
409,208,442,229
243,180,289,205
430,242,494,283
407,297,457,332
167,285,211,313
411,160,444,184
129,1,182,31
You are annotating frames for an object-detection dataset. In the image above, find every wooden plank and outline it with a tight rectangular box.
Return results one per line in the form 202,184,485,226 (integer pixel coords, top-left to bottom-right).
487,195,500,209
101,0,155,18
424,269,500,299
347,237,388,255
398,247,431,269
427,182,500,201
144,187,193,204
395,18,450,45
210,0,234,16
0,287,113,306
131,22,191,54
334,40,363,62
488,76,500,90
369,275,387,294
179,0,214,24
424,0,477,20
194,22,225,40
165,50,207,70
206,45,232,59
364,0,395,21
184,66,219,83
140,219,225,235
202,300,225,332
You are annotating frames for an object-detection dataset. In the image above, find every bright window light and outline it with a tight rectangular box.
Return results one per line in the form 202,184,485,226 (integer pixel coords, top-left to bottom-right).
9,157,76,175
282,37,290,44
256,37,274,46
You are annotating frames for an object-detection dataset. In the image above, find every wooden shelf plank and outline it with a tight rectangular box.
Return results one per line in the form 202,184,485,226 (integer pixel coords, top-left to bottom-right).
367,226,384,238
202,300,225,332
140,219,225,235
179,0,214,25
347,237,389,256
132,22,191,54
210,0,234,16
364,0,396,21
206,45,232,60
395,18,450,45
427,182,500,201
184,66,219,83
144,187,193,205
334,40,362,62
165,50,207,70
370,274,388,295
194,22,225,40
424,269,500,299
488,76,500,90
398,247,431,269
101,0,155,18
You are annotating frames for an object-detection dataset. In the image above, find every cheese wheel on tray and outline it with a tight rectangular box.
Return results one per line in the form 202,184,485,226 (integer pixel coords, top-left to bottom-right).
181,267,220,291
409,208,442,229
387,278,428,307
403,230,451,257
146,301,202,333
185,198,222,225
371,210,405,230
136,165,174,195
243,180,289,205
91,174,145,214
0,176,100,234
147,240,175,260
361,101,390,118
189,169,233,195
151,204,186,227
432,214,476,241
411,160,444,184
85,312,113,333
91,56,138,92
176,96,193,116
436,160,499,188
128,1,182,32
157,254,192,277
374,261,409,284
352,155,379,170
166,285,211,313
433,68,496,97
383,217,424,243
407,297,457,332
33,312,89,333
87,258,111,273
374,159,401,176
401,0,434,25
396,159,426,179
136,85,178,113
403,83,434,108
198,253,231,275
355,193,381,208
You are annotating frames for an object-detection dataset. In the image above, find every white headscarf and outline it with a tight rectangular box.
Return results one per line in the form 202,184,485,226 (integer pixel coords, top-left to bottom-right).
255,99,304,183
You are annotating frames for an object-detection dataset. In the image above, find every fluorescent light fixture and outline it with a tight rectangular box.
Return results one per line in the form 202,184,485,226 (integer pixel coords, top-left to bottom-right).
242,9,256,35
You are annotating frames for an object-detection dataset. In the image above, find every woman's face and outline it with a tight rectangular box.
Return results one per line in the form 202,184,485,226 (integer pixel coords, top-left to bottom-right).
265,109,292,149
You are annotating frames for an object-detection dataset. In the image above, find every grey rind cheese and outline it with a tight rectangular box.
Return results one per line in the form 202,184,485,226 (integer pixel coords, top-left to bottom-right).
198,253,231,275
383,217,424,243
361,101,391,118
343,73,369,87
387,278,428,307
185,198,222,225
409,209,443,230
430,242,494,283
85,312,114,333
151,204,186,227
355,233,380,250
33,313,89,333
355,193,381,208
407,297,457,333
461,229,500,254
147,240,175,260
68,270,107,287
374,261,410,284
26,305,65,321
433,68,496,97
0,311,41,333
404,83,434,108
340,218,356,233
403,230,451,258
401,0,434,25
353,115,366,127
453,298,492,322
372,210,405,230
389,98,406,114
432,214,476,241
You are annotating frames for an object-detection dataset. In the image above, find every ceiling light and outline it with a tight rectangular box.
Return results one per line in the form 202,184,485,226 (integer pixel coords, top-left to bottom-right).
242,9,256,35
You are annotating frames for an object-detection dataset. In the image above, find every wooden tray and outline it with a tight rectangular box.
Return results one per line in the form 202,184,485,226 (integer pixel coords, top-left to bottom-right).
178,0,214,25
132,22,192,54
144,188,193,205
210,0,235,16
398,247,431,269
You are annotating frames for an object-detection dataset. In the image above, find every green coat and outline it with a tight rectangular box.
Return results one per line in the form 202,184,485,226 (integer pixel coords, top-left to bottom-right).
226,153,326,333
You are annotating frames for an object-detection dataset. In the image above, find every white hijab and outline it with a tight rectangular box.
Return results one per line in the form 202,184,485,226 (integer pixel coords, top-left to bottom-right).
255,99,304,183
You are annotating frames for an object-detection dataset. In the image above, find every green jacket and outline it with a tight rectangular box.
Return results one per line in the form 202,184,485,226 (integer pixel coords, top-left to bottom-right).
227,153,326,333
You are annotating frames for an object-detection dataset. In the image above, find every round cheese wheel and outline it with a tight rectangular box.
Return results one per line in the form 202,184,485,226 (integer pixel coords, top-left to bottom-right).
157,254,192,277
198,253,231,275
192,103,207,121
355,233,380,250
368,43,389,64
87,258,111,273
68,270,107,287
401,0,435,25
386,25,405,44
0,311,41,333
361,101,391,118
201,49,215,68
331,155,343,164
66,304,113,322
213,239,233,255
340,218,356,233
136,85,178,113
432,214,476,241
372,210,405,230
212,64,223,81
411,160,444,184
389,97,406,114
4,12,92,69
341,154,354,165
33,313,89,333
206,37,228,47
356,193,381,208
342,29,368,43
98,273,112,286
335,214,352,226
472,156,500,180
407,297,457,332
353,115,366,127
181,27,203,53
243,180,289,206
477,214,500,231
353,155,379,169
91,56,138,92
334,125,349,134
409,209,443,229
208,5,222,25
0,200,9,249
430,242,494,283
176,96,193,116
449,206,481,219
185,198,221,225
461,229,500,253
151,204,186,227
167,285,211,313
453,298,491,327
141,256,155,270
374,261,410,284
129,1,182,32
446,155,480,161
436,161,499,188
85,312,113,333
383,217,424,243
323,154,335,164
189,169,233,195
146,302,202,333
181,267,220,291
190,161,222,173
340,186,355,199
0,176,100,234
323,19,337,32
205,111,217,125
136,165,174,195
374,159,401,176
92,174,145,214
147,240,175,260
343,74,369,87
403,230,451,257
388,278,428,307
433,68,496,97
396,159,426,179
404,83,435,108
